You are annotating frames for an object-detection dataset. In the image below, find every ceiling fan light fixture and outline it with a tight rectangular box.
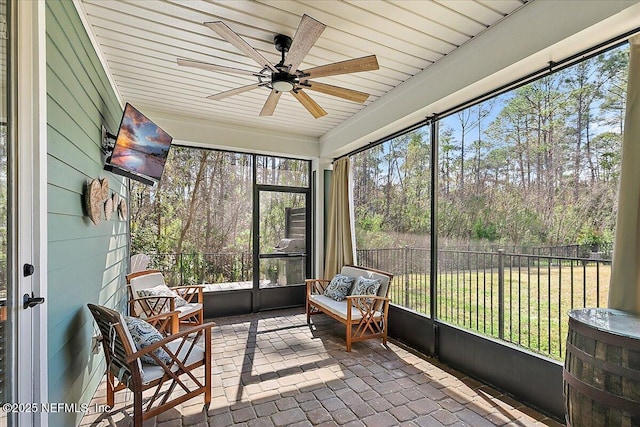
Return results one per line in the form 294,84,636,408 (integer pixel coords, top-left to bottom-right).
271,71,297,92
272,80,295,92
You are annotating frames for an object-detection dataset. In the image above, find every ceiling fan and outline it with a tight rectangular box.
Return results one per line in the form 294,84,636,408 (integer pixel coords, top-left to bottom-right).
177,14,379,119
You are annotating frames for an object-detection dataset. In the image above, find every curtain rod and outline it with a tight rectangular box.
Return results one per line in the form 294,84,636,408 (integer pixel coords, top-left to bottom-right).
335,26,640,162
333,119,430,162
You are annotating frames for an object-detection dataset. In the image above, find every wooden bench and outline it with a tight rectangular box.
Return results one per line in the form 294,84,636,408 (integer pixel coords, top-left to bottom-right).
306,265,393,351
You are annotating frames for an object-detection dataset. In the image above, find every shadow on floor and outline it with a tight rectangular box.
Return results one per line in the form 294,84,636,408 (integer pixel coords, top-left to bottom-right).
81,308,564,427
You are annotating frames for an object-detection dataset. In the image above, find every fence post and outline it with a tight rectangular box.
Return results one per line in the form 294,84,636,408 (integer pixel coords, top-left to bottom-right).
404,246,410,308
497,249,505,340
179,253,183,285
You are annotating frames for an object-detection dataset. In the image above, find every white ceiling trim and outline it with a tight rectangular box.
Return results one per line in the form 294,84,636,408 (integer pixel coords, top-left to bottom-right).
78,0,527,145
72,0,123,108
76,0,640,161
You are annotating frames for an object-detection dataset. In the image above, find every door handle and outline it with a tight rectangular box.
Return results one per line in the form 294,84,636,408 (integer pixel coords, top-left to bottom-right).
23,293,45,309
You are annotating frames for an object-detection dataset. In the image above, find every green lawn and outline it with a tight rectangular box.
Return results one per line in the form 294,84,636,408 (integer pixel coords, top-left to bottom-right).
387,263,610,360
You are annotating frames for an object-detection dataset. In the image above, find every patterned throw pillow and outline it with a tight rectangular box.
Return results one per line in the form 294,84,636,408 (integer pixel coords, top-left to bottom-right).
323,274,355,301
137,284,188,313
124,316,172,365
350,276,381,309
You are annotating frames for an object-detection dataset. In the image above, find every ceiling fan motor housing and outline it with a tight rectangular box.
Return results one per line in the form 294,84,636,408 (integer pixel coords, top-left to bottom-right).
274,34,292,53
271,34,298,92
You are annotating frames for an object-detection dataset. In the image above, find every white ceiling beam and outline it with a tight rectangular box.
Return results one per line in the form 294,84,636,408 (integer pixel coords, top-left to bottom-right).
142,109,321,159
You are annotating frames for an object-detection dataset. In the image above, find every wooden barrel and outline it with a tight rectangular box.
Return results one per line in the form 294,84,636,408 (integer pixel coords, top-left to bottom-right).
564,308,640,427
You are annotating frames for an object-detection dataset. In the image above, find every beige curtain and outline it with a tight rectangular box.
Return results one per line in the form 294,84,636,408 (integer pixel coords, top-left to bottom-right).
324,157,355,278
608,34,640,314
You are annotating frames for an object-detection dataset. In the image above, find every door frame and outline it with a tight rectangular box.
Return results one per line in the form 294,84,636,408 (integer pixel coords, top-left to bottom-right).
9,0,48,424
253,185,311,312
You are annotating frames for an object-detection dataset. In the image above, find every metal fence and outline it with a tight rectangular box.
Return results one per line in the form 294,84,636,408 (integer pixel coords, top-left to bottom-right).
146,252,252,286
357,247,431,314
357,247,610,360
143,246,609,359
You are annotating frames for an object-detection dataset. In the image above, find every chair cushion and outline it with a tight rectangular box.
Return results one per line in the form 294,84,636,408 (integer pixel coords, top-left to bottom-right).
309,294,382,321
116,312,143,374
350,276,381,310
124,316,172,365
140,341,206,384
129,271,165,294
341,266,391,298
137,284,188,312
323,274,355,301
350,276,381,296
176,302,202,318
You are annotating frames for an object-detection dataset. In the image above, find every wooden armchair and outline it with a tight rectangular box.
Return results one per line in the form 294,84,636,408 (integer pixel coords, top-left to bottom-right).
87,304,212,426
306,265,393,351
130,253,151,273
126,270,204,330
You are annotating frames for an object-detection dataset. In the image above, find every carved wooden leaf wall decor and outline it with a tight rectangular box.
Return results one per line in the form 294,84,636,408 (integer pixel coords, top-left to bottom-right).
118,199,128,220
84,179,103,225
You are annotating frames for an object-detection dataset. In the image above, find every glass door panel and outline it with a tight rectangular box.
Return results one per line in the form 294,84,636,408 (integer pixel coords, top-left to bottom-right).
258,190,308,288
259,257,306,287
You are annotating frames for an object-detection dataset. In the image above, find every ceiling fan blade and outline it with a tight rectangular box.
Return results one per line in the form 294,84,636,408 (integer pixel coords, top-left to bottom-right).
207,83,265,101
291,90,327,119
205,21,278,73
302,55,379,79
285,14,326,71
260,90,282,116
177,58,263,77
305,81,370,104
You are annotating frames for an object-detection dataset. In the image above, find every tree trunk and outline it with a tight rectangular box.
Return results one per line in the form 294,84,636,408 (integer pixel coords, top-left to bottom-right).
176,151,209,255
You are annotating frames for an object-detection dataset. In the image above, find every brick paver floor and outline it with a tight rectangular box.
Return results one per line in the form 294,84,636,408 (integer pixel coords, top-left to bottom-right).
80,308,565,426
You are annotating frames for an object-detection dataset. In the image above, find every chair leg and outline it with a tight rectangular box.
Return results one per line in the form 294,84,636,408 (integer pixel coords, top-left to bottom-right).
346,324,352,352
106,372,115,408
306,301,311,324
205,329,212,404
172,314,179,333
133,391,143,427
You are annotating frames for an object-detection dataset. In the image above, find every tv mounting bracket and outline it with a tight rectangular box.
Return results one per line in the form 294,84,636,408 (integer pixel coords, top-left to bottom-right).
101,124,117,156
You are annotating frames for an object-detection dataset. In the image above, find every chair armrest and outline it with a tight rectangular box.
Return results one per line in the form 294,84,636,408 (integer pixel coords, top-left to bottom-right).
305,279,330,296
145,310,180,335
346,295,390,301
126,321,216,364
172,285,206,290
345,295,390,320
172,285,205,304
129,296,175,318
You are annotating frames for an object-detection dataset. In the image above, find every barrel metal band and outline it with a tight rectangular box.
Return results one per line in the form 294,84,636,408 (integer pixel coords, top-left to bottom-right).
563,370,640,415
566,341,640,382
569,317,640,352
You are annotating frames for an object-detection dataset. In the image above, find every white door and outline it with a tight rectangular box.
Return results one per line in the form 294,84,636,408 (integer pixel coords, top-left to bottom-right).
0,1,47,426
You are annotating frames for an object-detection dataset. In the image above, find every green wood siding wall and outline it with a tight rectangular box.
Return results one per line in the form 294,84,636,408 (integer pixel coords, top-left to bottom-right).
46,2,126,426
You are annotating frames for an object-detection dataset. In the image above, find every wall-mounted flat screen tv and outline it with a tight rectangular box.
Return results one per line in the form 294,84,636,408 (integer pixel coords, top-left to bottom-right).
105,103,172,185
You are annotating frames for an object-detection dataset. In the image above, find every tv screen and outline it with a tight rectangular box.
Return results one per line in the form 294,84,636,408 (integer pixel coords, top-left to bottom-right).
107,103,172,182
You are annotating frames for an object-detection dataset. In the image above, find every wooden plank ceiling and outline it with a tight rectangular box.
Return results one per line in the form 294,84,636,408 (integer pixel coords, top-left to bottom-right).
79,0,527,139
